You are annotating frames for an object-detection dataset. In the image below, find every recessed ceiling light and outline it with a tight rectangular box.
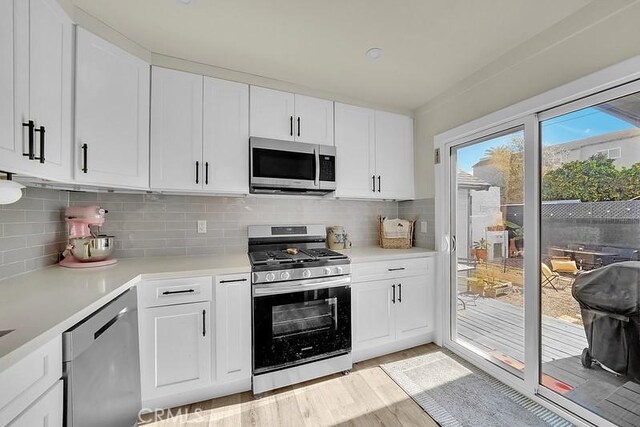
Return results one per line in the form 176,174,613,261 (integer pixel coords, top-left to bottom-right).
366,48,384,61
177,0,193,4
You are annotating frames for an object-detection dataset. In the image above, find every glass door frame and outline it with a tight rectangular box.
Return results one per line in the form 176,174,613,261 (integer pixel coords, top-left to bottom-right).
443,116,541,394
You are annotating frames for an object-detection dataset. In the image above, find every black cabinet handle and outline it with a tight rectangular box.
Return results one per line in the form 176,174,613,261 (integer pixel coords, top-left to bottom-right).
290,116,293,136
378,176,381,192
220,278,248,283
22,120,35,160
161,289,195,295
34,126,45,163
205,162,209,185
81,143,88,173
195,161,199,184
202,309,206,337
392,284,396,304
388,267,405,272
372,175,376,192
398,283,402,303
297,117,301,137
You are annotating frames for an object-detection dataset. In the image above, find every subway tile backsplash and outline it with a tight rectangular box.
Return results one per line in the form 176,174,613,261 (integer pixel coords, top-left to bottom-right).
0,188,68,280
0,187,437,281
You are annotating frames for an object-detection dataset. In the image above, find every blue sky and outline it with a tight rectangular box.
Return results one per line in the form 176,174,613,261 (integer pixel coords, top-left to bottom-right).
456,107,634,172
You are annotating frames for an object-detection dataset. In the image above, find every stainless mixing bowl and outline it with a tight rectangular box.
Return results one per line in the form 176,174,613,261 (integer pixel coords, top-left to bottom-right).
70,236,114,262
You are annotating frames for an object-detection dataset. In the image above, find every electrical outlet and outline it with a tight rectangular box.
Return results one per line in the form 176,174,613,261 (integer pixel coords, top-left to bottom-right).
197,220,207,234
420,221,428,233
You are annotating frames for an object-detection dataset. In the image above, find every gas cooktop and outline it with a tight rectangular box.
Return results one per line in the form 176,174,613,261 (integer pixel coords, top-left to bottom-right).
249,248,347,266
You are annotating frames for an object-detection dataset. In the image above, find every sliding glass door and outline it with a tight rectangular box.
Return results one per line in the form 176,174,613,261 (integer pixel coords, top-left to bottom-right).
449,125,528,379
445,81,640,426
537,85,640,427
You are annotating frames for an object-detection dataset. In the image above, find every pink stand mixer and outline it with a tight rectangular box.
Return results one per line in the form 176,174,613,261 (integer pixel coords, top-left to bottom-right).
59,205,118,268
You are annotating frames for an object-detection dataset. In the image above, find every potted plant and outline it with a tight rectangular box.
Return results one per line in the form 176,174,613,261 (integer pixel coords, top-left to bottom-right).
473,238,488,261
468,277,487,296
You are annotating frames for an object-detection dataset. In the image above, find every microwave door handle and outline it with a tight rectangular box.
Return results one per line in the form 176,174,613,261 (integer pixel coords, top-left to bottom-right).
314,148,320,187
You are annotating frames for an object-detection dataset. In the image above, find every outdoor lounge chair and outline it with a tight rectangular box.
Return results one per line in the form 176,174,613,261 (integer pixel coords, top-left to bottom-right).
541,262,561,291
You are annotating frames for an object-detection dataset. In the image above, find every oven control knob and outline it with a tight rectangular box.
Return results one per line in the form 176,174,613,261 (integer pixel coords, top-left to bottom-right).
302,269,312,278
265,273,275,282
323,267,331,275
335,266,343,274
280,271,290,280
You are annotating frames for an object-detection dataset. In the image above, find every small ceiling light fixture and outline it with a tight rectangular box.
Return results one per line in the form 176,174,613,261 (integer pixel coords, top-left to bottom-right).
177,0,193,4
366,47,384,61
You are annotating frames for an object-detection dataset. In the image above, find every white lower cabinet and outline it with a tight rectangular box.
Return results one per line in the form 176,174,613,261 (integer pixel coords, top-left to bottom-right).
352,258,434,362
139,301,211,402
138,273,251,410
214,274,251,384
7,381,62,427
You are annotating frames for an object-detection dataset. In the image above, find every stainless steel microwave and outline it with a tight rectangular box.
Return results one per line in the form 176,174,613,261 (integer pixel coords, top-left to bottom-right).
249,137,336,195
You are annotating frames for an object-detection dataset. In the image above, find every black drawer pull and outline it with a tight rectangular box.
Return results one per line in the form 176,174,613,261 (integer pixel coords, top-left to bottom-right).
202,309,206,337
195,161,199,184
81,143,88,173
22,120,35,159
378,175,381,192
388,267,405,272
372,175,376,192
205,162,209,185
290,116,293,136
220,278,248,283
34,126,45,163
297,117,301,137
398,283,402,303
161,289,195,295
392,284,396,304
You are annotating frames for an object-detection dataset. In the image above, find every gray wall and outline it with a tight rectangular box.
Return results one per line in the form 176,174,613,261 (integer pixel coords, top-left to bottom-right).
0,187,399,280
0,188,68,280
398,198,435,249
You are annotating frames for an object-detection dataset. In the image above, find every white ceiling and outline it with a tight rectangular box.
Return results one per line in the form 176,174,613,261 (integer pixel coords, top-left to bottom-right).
70,0,592,111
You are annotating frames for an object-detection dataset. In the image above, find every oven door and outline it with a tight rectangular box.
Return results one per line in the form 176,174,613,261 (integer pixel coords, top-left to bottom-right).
252,276,351,374
250,137,319,190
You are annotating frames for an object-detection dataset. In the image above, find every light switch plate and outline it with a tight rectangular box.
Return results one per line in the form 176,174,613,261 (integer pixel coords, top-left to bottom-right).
420,221,428,233
197,220,207,234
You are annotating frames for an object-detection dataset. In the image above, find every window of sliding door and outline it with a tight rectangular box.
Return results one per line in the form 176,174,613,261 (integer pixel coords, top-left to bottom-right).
539,87,640,426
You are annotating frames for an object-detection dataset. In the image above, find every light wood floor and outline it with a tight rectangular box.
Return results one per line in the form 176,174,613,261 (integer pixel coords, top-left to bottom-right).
139,344,440,426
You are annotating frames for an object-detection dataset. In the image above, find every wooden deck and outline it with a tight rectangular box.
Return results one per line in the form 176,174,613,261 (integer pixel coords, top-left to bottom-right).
457,297,640,427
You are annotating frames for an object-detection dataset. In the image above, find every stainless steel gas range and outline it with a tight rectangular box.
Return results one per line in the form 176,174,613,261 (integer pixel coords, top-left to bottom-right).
248,224,352,395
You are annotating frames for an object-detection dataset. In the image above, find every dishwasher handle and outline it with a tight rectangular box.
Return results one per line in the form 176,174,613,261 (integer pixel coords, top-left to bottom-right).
63,288,138,362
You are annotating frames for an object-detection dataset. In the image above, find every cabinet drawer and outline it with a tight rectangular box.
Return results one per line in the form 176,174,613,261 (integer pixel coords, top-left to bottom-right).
352,257,431,282
138,276,212,308
7,380,63,427
0,336,62,425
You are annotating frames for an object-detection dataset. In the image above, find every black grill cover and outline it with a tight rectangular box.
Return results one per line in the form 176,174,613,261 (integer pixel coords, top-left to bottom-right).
572,261,640,381
572,261,640,316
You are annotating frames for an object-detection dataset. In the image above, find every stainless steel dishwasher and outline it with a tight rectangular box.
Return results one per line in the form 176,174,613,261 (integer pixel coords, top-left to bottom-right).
63,288,141,427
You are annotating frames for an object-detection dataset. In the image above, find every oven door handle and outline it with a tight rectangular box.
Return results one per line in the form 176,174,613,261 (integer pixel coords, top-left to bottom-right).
253,276,351,296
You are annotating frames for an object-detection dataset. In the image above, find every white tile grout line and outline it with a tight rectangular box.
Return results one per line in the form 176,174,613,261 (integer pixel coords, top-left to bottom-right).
380,349,574,427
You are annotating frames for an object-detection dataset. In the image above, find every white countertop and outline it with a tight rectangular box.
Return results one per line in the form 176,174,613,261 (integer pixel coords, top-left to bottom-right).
0,246,438,372
338,246,438,262
0,254,250,372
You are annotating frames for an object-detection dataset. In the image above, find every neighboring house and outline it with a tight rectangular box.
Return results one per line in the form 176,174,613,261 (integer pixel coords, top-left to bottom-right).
560,128,640,168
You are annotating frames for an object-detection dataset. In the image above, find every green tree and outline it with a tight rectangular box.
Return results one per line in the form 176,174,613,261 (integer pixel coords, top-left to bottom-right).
541,154,624,202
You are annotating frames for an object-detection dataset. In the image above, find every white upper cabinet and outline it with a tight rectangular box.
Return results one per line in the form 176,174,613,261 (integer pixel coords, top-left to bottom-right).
75,27,150,189
250,86,295,141
150,67,249,194
250,86,333,145
203,77,249,194
334,103,376,198
151,67,203,192
335,103,414,200
293,94,334,145
0,0,16,163
375,111,415,200
0,0,72,181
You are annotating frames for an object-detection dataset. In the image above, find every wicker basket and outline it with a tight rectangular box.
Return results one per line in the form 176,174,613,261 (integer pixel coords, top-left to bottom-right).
378,216,415,249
